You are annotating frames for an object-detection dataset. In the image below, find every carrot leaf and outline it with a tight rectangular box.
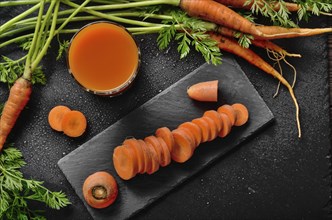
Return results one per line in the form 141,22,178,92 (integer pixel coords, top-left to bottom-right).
0,147,71,219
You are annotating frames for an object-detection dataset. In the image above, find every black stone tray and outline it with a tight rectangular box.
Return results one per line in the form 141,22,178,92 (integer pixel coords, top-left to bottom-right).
57,55,274,220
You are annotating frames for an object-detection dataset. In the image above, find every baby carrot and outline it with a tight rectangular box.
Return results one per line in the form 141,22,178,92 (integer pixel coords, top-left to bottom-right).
0,77,32,150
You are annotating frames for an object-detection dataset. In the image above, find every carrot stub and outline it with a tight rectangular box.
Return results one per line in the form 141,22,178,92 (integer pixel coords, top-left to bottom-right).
232,103,249,126
187,80,218,102
61,110,87,138
0,77,32,150
82,171,118,209
48,105,71,132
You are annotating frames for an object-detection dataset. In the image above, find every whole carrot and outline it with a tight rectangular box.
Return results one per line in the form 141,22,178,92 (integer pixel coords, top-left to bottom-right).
209,33,301,138
0,77,32,150
179,0,332,38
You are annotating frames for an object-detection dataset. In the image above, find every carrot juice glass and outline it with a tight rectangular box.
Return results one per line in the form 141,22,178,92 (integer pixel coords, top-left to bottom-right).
67,21,140,96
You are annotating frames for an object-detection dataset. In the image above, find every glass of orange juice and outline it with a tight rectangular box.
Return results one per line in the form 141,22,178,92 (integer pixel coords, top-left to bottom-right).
67,21,140,96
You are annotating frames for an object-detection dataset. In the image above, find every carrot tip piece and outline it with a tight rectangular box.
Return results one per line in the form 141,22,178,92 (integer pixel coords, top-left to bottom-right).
187,80,218,102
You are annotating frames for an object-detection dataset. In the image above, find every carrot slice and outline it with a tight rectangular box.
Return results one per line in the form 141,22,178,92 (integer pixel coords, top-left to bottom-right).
155,127,174,152
48,105,71,132
232,103,249,126
61,110,87,138
156,137,171,167
187,80,218,102
192,117,210,143
201,116,219,141
217,104,236,126
113,145,137,180
171,128,195,163
144,136,162,166
145,141,160,174
123,138,145,174
218,113,232,138
178,121,202,147
137,140,152,174
203,110,223,133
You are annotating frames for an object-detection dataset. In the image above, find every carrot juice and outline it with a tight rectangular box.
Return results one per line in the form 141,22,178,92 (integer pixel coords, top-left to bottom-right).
68,22,140,96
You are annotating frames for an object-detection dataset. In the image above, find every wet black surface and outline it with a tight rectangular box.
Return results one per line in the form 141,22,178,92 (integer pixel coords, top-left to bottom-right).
1,5,331,220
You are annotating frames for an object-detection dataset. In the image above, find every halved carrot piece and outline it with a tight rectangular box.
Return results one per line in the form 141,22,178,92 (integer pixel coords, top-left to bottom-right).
187,80,218,102
178,121,202,147
61,110,87,138
171,128,195,163
203,110,223,132
192,117,210,143
232,103,249,126
201,116,219,141
113,145,138,180
155,127,174,152
156,137,171,167
218,113,232,138
123,138,144,174
217,105,236,126
145,141,160,175
48,105,71,132
144,135,162,166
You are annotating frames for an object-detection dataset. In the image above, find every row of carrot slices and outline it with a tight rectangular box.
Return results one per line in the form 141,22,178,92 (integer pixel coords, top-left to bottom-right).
113,103,249,180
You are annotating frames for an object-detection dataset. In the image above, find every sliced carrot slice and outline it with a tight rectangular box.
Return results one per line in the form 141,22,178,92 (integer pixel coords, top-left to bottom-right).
218,113,232,138
232,103,249,126
177,126,197,148
145,141,160,174
171,128,195,163
201,116,219,141
178,121,202,147
155,127,174,152
137,139,152,174
156,137,171,167
217,104,236,126
61,110,87,138
48,105,71,132
123,138,144,174
203,110,223,132
192,117,210,143
144,135,162,166
113,145,138,180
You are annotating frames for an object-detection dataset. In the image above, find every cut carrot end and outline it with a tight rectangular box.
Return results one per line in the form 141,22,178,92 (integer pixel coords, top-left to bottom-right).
187,80,218,102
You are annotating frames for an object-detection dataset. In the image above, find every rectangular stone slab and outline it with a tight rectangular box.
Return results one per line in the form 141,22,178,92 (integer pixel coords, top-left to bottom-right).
58,55,274,220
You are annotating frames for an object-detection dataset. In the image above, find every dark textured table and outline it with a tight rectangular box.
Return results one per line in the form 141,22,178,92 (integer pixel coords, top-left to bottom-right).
1,6,331,220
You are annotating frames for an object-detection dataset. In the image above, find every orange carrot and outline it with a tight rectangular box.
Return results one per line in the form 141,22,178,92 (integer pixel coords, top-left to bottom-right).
82,171,118,209
0,77,32,151
218,112,233,138
113,145,138,180
187,80,219,102
217,105,237,126
178,121,202,147
156,137,172,167
123,138,145,174
210,33,301,137
48,105,71,132
192,117,210,143
138,139,152,174
180,0,332,39
61,110,87,138
145,141,160,175
144,136,162,166
155,127,174,152
201,116,219,141
232,103,249,126
171,128,195,163
251,39,301,58
203,110,223,132
177,126,197,147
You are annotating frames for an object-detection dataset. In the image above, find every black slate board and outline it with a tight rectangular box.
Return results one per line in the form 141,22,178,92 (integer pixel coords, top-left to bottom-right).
58,55,274,220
